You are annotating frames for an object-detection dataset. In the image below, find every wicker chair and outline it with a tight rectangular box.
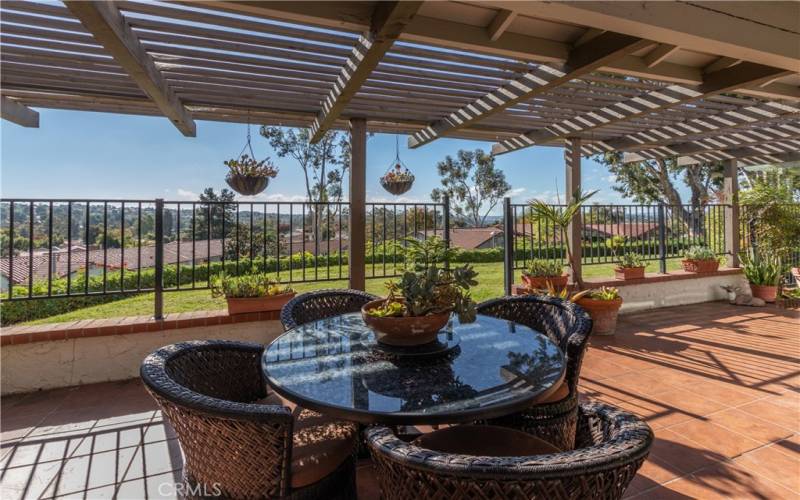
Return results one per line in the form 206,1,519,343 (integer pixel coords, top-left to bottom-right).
476,295,593,449
366,402,653,500
280,288,379,330
140,340,358,499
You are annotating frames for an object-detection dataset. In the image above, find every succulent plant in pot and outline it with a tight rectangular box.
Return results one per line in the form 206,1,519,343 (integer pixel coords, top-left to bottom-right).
606,236,645,280
574,286,623,336
682,245,721,273
522,259,567,291
741,251,783,303
211,273,295,315
615,252,645,280
363,238,478,346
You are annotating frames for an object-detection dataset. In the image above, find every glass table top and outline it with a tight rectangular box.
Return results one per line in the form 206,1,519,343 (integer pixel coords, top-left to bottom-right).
262,313,565,424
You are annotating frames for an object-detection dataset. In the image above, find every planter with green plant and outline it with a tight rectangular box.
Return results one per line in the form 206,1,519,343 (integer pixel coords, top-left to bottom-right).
521,259,567,290
211,273,295,315
528,189,597,289
741,251,782,303
224,154,279,196
363,238,477,346
682,245,720,273
574,286,623,335
606,236,645,280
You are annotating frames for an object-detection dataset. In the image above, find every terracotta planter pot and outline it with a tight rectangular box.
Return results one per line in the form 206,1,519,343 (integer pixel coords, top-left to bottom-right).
521,274,569,291
681,259,719,273
615,266,645,280
576,297,623,336
749,284,778,303
226,292,295,315
362,299,451,346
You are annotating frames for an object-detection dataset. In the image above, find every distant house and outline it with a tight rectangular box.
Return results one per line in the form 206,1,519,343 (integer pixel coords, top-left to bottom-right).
582,223,661,240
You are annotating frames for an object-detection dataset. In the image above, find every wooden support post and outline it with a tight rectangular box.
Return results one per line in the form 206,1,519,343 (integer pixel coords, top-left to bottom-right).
565,138,582,286
723,159,740,268
349,118,367,291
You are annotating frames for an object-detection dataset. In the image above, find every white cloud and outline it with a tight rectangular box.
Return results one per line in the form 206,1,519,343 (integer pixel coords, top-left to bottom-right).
507,187,526,197
602,174,617,184
236,192,308,203
176,188,199,200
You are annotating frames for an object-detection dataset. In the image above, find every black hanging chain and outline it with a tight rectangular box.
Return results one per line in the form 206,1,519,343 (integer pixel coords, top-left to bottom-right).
238,111,257,159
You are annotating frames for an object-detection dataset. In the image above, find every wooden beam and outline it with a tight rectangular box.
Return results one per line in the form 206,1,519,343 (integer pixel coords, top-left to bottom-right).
348,117,367,291
486,1,800,72
1,95,39,127
580,103,800,154
627,146,800,166
408,32,651,148
621,138,800,163
643,43,679,68
739,82,800,102
310,1,422,143
64,1,196,136
565,138,582,286
492,62,792,155
723,159,739,267
703,56,740,74
487,9,516,42
192,1,800,97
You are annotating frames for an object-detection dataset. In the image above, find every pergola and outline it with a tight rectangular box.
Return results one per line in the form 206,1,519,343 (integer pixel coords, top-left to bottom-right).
1,0,799,287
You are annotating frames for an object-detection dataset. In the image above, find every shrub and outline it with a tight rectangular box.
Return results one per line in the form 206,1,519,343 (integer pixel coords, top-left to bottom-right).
210,273,293,298
523,259,564,277
684,245,716,260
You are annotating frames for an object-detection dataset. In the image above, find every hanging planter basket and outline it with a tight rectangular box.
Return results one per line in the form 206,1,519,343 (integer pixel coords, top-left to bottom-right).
379,136,415,196
223,117,277,197
226,173,270,196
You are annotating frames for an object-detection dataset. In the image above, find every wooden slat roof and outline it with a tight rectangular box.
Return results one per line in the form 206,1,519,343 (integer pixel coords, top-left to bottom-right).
1,0,798,166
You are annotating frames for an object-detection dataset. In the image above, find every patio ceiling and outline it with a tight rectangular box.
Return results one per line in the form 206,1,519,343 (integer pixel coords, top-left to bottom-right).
0,1,798,166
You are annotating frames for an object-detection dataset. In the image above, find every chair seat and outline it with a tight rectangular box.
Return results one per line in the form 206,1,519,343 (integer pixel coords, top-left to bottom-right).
539,380,570,404
291,409,358,488
413,425,562,457
258,392,358,488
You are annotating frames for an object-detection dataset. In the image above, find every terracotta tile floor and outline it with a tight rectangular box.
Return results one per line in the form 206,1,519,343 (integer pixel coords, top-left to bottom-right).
1,302,798,499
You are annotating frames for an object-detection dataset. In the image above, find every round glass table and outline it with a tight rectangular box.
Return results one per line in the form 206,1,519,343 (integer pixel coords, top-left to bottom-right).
262,313,565,425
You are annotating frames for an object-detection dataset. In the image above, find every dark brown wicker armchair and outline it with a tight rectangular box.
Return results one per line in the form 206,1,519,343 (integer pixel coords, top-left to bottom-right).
367,402,653,500
140,340,357,499
281,289,379,330
476,295,592,449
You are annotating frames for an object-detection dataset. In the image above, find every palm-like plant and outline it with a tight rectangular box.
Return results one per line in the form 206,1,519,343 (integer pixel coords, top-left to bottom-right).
529,189,597,289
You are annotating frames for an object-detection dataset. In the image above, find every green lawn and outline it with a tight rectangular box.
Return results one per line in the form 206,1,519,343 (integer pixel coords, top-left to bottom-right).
23,259,683,325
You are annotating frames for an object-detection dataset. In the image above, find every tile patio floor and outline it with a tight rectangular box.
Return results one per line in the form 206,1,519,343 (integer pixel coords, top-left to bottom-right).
1,302,798,499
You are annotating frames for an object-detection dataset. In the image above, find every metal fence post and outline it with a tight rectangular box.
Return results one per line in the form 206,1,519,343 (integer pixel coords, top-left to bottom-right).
442,194,450,269
658,204,667,274
503,197,514,296
154,199,164,320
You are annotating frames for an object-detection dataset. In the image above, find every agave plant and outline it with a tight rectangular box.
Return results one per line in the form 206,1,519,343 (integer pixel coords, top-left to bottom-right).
529,189,597,289
741,251,783,286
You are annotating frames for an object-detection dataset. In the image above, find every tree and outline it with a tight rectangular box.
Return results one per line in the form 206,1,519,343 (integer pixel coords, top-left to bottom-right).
431,149,511,227
196,188,236,240
740,166,800,261
595,153,724,238
260,127,350,251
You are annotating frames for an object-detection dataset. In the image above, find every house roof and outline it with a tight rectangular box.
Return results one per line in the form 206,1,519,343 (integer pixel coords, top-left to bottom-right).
417,227,503,249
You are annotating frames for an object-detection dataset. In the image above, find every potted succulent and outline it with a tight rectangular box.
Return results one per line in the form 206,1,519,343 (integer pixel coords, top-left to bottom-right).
574,286,624,336
615,252,646,280
522,259,568,291
363,238,477,346
211,273,295,315
682,245,720,273
741,251,782,303
606,236,645,280
224,154,279,196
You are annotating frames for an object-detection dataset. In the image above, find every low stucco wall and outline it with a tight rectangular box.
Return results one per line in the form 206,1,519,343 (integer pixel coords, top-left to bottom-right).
1,320,284,395
617,272,749,314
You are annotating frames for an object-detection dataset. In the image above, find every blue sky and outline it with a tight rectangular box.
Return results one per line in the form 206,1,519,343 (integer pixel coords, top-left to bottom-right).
1,108,631,213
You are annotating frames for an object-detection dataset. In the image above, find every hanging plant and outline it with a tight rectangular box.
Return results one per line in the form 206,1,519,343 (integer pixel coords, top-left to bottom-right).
225,154,278,196
224,117,278,196
380,135,415,196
